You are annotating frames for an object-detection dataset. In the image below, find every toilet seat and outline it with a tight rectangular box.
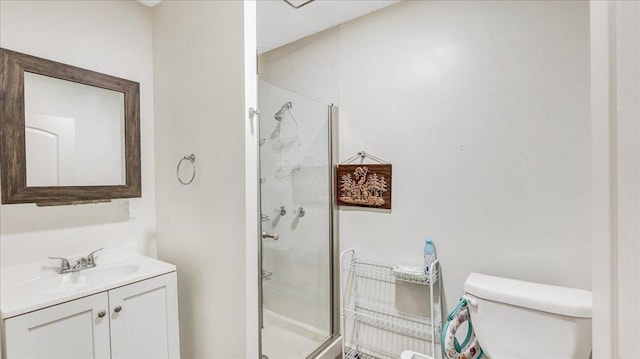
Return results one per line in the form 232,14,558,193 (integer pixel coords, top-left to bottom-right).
442,298,484,359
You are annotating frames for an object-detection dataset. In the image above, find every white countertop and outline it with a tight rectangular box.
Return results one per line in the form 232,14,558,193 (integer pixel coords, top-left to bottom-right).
1,249,176,319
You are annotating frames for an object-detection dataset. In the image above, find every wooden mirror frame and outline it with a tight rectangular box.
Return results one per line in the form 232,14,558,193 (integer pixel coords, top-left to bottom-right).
0,48,141,205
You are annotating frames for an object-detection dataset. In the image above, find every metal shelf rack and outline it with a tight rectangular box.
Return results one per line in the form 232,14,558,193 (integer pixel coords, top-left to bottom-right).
340,249,442,359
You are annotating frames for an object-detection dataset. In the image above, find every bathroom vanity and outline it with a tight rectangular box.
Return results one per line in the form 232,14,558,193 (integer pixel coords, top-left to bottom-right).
0,251,180,358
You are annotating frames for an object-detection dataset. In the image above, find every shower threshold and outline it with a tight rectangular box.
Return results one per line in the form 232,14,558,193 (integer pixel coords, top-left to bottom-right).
261,310,329,359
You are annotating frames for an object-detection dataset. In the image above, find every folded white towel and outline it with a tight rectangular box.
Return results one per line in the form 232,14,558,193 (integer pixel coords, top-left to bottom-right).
392,265,425,277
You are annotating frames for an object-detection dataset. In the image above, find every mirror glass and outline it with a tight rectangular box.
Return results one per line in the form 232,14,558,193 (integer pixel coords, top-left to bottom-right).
23,72,126,186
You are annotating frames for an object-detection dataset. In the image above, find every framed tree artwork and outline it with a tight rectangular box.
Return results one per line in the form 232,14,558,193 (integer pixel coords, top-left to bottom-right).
336,164,392,210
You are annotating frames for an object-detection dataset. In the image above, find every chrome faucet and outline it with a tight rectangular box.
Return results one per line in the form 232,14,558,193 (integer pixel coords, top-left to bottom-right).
86,248,102,266
49,248,104,274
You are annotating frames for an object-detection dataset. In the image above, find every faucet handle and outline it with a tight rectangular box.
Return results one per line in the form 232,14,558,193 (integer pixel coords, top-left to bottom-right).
49,257,71,272
86,247,104,266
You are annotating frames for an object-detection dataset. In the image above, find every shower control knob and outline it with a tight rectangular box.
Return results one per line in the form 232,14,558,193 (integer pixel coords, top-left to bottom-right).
262,232,279,240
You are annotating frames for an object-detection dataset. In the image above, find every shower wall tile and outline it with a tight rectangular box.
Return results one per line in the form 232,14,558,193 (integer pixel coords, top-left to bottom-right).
259,81,332,334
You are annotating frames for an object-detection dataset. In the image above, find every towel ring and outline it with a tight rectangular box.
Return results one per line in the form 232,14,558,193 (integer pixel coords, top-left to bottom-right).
177,154,196,185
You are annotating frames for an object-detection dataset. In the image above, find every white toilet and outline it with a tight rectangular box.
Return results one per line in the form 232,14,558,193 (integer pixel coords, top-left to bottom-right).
463,273,592,359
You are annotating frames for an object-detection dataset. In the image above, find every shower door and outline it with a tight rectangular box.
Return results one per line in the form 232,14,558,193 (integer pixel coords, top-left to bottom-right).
258,80,338,359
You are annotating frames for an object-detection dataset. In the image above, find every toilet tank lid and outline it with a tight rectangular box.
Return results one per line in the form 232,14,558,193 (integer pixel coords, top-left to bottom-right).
464,273,592,318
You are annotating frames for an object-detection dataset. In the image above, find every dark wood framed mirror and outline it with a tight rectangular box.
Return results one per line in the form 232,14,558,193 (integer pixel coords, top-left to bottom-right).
0,48,141,205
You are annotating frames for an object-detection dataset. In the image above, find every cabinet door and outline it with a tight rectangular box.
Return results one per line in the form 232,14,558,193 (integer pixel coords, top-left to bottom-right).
109,272,180,359
4,292,110,359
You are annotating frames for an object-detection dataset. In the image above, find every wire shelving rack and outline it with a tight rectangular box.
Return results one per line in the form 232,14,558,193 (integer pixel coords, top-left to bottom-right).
340,249,443,359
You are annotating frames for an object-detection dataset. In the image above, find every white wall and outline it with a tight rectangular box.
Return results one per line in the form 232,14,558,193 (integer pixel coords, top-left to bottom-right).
260,27,339,108
591,1,640,357
243,3,259,357
0,0,156,267
152,1,247,358
260,0,591,316
613,3,640,356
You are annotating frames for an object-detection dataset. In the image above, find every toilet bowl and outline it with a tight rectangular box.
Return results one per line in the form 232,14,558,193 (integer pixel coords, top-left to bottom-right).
463,273,592,359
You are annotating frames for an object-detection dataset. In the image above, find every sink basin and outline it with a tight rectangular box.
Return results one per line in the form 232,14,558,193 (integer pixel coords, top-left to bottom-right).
11,264,140,296
1,251,175,319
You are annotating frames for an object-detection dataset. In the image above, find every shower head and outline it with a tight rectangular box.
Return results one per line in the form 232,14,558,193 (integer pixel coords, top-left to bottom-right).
274,102,292,121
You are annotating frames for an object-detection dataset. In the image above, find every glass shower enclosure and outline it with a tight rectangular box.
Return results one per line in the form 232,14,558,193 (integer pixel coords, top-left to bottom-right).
258,80,339,359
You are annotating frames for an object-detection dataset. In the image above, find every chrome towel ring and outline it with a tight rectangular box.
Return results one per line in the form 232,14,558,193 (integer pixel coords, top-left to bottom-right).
177,154,196,185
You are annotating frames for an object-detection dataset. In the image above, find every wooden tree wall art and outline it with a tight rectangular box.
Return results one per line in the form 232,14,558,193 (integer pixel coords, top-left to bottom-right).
337,164,392,210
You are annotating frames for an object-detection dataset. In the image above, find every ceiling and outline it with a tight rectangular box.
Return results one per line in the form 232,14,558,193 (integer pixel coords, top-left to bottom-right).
138,0,399,54
256,0,399,53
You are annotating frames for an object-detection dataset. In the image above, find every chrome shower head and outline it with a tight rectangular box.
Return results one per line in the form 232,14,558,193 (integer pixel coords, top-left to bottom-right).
274,102,292,121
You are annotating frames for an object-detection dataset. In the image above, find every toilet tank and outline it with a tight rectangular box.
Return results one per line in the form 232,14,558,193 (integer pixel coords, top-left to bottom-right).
464,273,592,359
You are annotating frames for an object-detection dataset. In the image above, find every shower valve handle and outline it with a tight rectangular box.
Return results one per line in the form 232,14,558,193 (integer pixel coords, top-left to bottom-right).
262,232,279,241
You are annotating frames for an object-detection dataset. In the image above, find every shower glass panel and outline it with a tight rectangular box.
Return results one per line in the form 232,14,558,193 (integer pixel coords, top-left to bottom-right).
259,80,334,359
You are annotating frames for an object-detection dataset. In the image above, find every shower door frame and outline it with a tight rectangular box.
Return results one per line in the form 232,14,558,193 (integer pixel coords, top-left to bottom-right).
257,104,340,359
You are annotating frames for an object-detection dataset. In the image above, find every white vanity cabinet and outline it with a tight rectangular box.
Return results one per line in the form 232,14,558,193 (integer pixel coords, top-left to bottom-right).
109,273,180,359
4,292,111,359
3,272,179,359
